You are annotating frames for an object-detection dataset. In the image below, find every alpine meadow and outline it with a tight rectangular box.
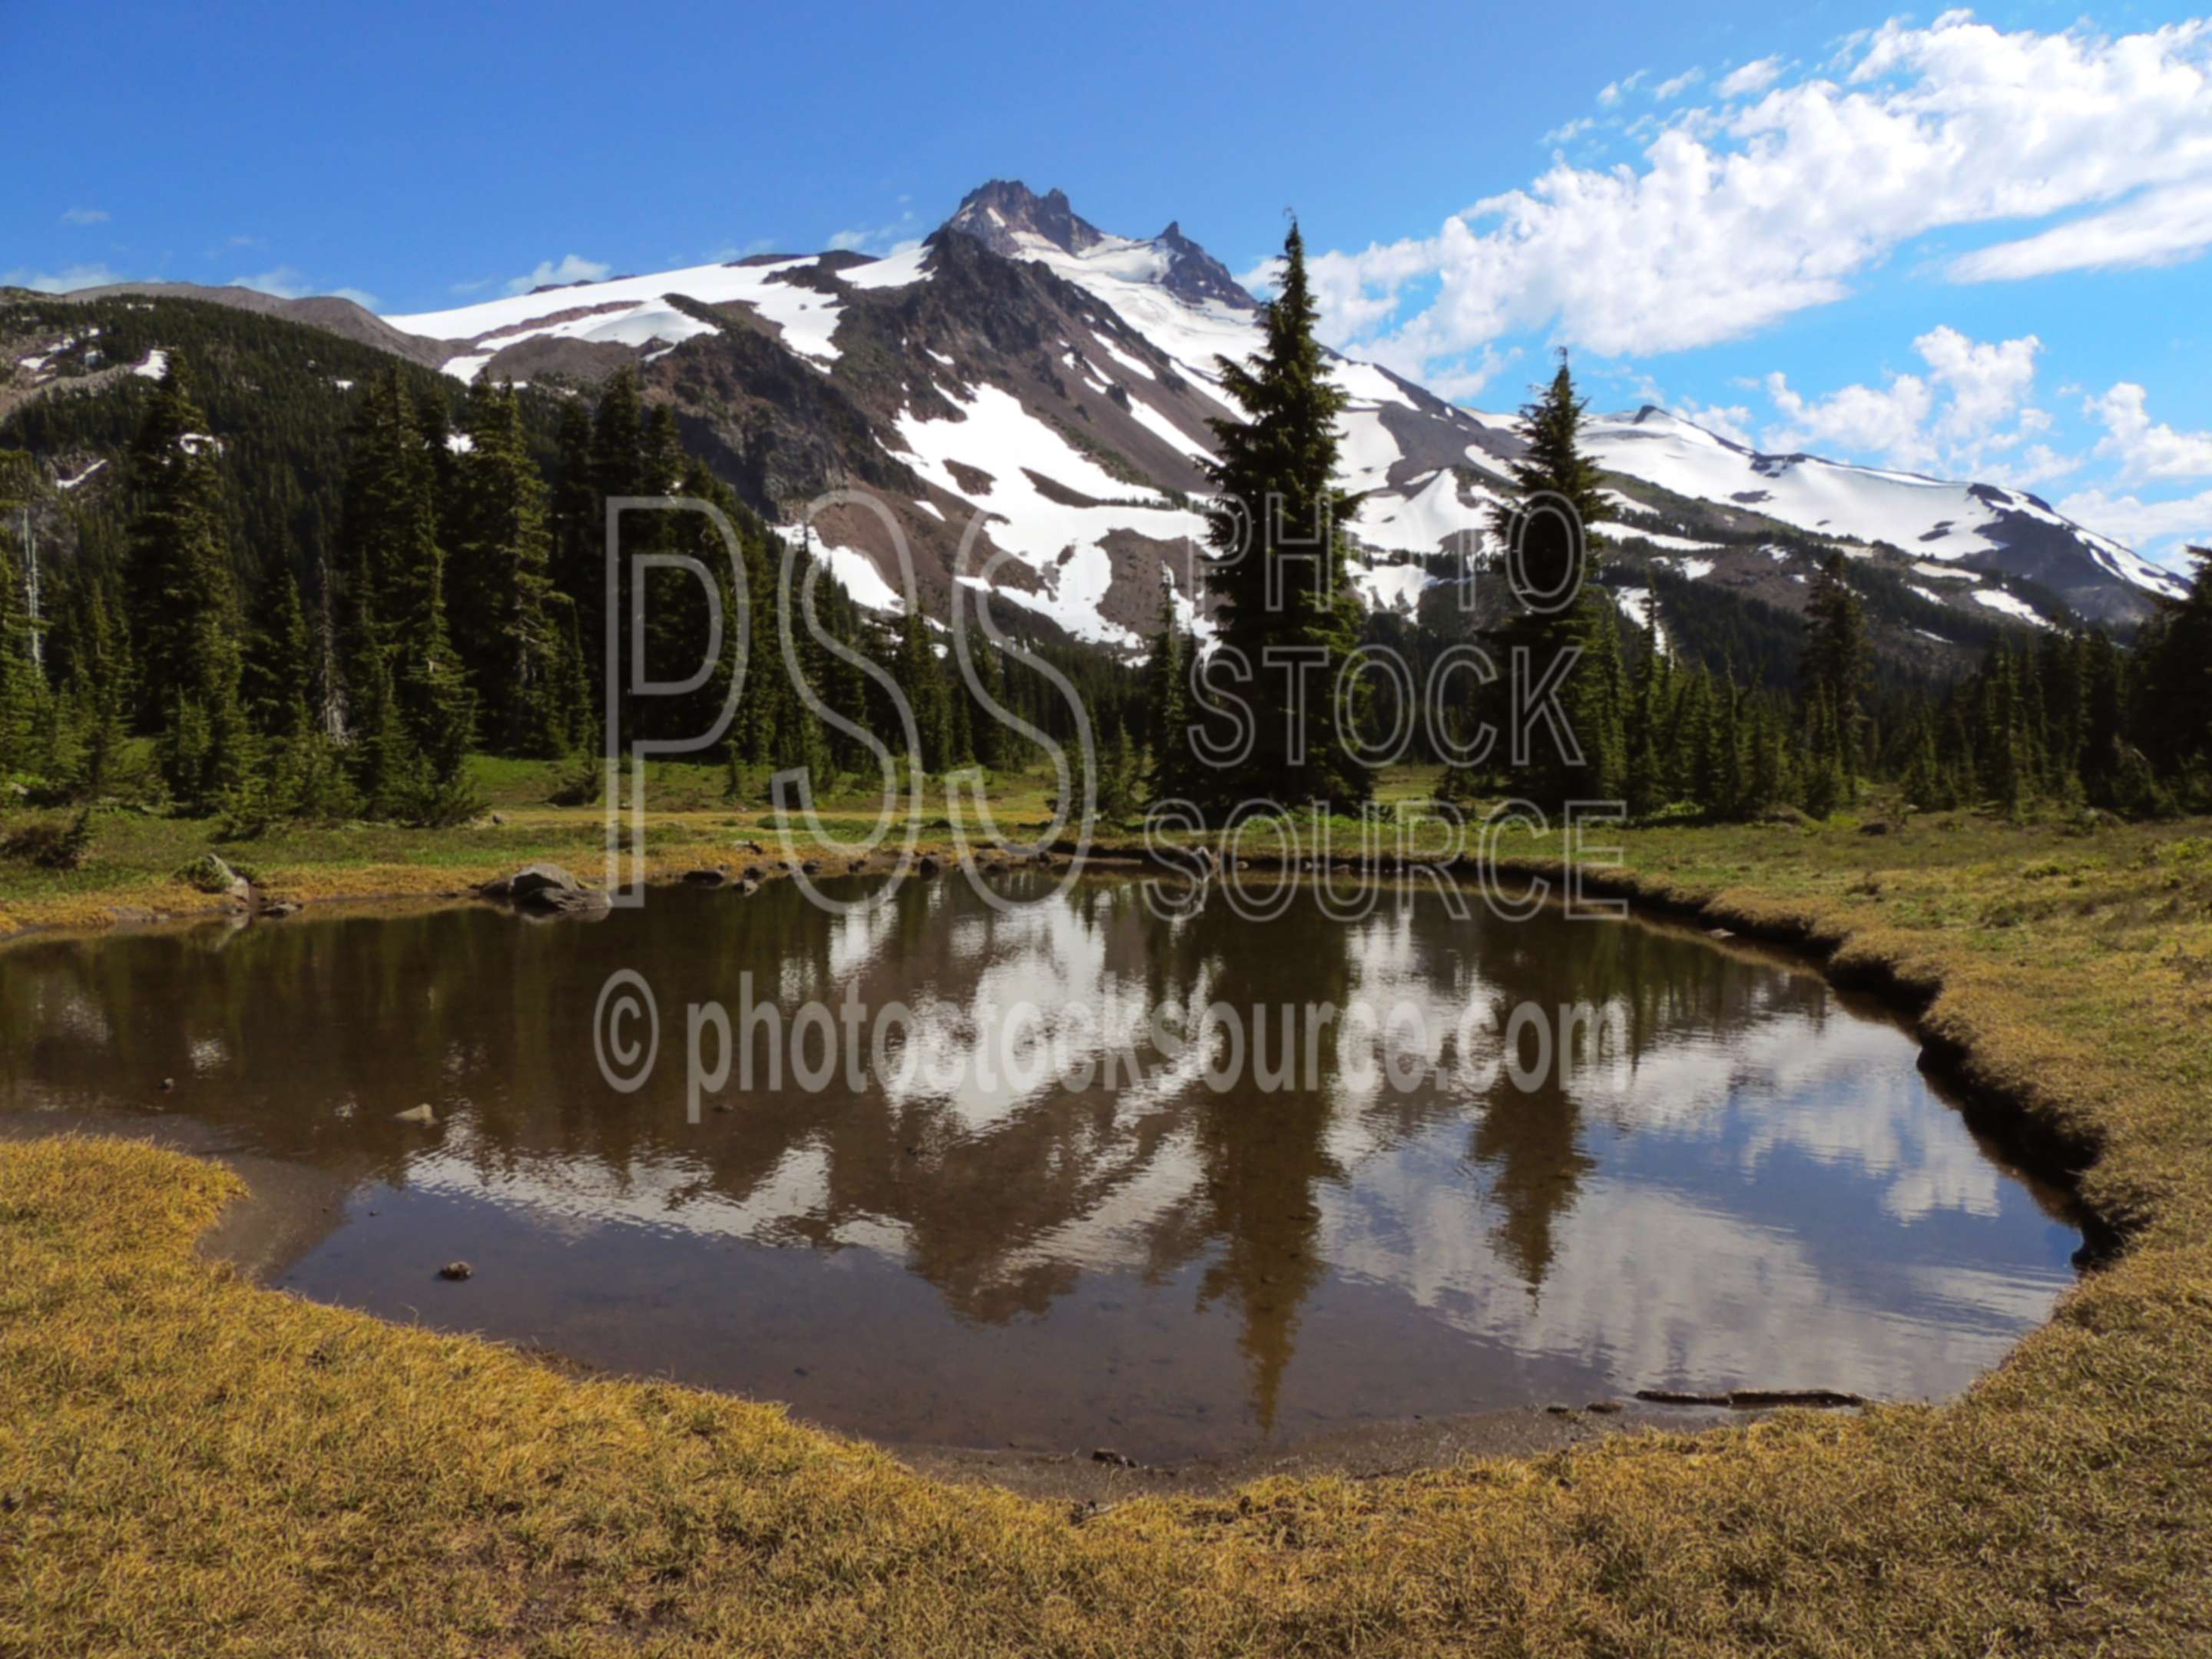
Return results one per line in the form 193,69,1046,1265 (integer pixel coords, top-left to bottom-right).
5,5,2212,1655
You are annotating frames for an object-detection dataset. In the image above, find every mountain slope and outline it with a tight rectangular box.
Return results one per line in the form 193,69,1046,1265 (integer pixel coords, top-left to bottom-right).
18,180,2184,664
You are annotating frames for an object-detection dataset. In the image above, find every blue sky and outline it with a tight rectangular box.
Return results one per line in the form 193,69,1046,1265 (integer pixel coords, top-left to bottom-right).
7,2,2210,567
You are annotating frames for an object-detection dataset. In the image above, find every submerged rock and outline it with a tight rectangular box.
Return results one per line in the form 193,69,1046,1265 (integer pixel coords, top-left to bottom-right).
438,1261,472,1282
394,1104,438,1127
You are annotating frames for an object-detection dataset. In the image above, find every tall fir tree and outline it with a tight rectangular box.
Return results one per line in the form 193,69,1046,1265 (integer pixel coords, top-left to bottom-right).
451,379,568,755
1200,220,1370,813
124,362,254,809
1801,550,1868,792
1141,568,1197,803
1485,352,1621,806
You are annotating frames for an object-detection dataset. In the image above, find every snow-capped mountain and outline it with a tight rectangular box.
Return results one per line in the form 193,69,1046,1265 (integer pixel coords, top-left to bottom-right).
1583,408,2184,624
56,180,2186,649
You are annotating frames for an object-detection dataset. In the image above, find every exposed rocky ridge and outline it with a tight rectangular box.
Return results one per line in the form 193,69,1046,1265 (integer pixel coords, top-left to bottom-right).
11,181,2185,658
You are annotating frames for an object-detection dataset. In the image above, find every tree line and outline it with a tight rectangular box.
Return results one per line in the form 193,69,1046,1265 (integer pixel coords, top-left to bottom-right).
1133,222,2212,826
0,353,1146,833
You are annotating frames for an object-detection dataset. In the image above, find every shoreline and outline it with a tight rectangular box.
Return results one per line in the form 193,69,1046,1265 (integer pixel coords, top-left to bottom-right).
5,814,2209,1651
0,838,2101,1495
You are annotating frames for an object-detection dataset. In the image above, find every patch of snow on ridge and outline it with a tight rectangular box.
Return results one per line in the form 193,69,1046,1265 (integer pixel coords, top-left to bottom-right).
131,349,167,379
1611,528,1726,555
1971,589,2053,629
1349,559,1429,612
884,384,1204,646
815,545,906,613
384,257,866,379
839,243,933,290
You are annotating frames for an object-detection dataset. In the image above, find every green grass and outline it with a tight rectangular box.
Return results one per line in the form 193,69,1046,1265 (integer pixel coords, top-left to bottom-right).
3,780,2212,1652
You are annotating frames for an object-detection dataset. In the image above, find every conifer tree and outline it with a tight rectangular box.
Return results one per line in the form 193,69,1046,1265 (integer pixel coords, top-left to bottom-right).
1141,569,1196,803
338,369,478,822
452,379,568,754
1486,353,1618,806
1801,551,1867,790
1200,220,1369,812
124,362,253,809
68,577,133,800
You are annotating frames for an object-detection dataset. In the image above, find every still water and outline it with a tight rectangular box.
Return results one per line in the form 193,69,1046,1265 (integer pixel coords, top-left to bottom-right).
0,873,2080,1459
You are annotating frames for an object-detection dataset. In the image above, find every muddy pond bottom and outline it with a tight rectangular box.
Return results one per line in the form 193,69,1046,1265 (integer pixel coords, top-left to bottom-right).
0,873,2081,1460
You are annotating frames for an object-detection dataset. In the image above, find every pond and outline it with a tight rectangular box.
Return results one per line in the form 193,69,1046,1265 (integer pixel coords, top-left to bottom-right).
0,871,2082,1461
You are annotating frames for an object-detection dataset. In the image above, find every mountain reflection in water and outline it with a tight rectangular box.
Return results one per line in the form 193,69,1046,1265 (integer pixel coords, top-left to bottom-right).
0,873,2080,1459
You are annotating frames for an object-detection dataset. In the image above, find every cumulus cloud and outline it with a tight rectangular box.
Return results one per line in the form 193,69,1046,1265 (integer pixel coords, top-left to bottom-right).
1611,327,2075,489
1758,326,2063,483
60,207,108,227
2088,382,2212,482
1652,68,1702,101
1676,400,1756,447
503,254,611,296
2054,485,2212,570
1306,17,2212,382
2,263,123,293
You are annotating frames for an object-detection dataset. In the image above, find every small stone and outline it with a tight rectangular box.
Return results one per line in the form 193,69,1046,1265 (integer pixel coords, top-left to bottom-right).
438,1262,472,1281
1091,1448,1136,1468
159,1077,176,1092
395,1104,438,1127
1586,1400,1623,1415
1545,1404,1575,1416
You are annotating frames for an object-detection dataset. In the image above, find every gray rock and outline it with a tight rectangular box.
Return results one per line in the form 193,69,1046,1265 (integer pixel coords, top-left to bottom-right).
482,863,609,914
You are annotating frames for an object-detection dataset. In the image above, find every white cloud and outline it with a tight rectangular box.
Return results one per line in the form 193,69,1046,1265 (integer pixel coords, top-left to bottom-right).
1540,115,1598,147
230,265,311,298
2054,485,2212,570
226,266,377,309
1765,367,1936,464
60,207,108,227
3,263,122,293
2088,382,2212,482
1757,326,2066,483
1950,179,2212,282
1653,68,1702,101
1677,400,1755,447
502,254,611,296
1597,70,1647,109
1306,17,2212,380
707,237,778,263
1716,57,1783,98
825,211,921,255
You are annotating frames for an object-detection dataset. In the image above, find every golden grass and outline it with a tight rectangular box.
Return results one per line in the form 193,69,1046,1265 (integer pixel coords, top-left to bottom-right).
4,805,2212,1654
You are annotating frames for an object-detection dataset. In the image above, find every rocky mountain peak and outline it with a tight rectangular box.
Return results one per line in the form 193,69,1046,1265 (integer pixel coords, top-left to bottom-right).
945,180,1103,258
1154,220,1258,311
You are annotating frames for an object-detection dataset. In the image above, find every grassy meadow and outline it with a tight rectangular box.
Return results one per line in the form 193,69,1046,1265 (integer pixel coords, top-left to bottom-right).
2,761,2210,1653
